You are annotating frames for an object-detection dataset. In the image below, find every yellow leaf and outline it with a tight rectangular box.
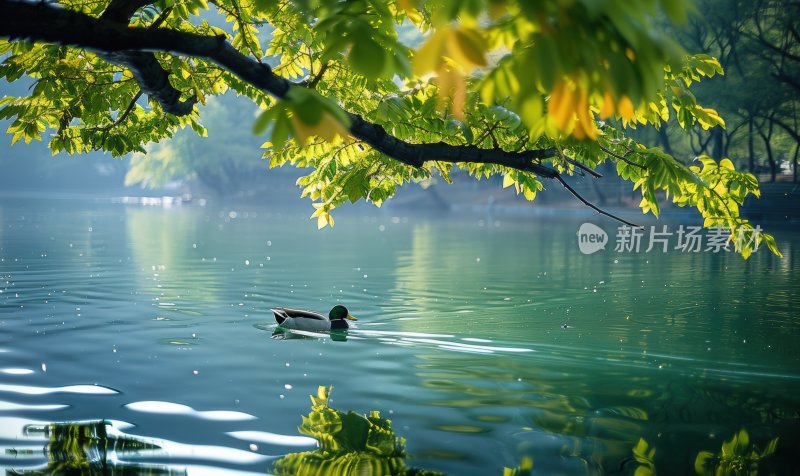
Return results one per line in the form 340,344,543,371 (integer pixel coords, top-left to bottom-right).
397,0,416,12
618,96,635,121
502,173,514,188
488,0,508,20
412,28,448,76
435,65,466,119
547,78,576,133
291,110,349,144
413,26,486,76
574,86,597,140
599,90,615,119
450,28,487,70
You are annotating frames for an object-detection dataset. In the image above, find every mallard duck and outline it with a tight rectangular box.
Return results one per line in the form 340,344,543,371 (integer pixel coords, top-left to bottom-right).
272,305,358,331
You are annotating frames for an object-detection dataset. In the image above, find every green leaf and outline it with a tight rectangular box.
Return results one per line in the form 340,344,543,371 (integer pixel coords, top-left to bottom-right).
252,108,275,134
271,112,292,150
350,37,386,78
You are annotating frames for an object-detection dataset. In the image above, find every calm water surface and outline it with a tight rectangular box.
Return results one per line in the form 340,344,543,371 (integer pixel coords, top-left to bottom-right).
0,198,798,475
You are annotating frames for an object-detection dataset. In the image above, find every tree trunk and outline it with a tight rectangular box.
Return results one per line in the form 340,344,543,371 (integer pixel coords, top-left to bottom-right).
748,117,755,173
758,118,777,182
711,127,724,160
658,126,673,156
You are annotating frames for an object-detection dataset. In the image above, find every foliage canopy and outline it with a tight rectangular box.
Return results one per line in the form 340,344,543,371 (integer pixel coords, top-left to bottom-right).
0,0,781,256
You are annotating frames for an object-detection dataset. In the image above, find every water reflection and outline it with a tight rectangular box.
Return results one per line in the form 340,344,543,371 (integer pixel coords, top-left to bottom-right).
0,390,785,476
1,203,798,474
1,419,268,475
124,401,257,421
0,384,119,396
270,386,443,476
3,420,177,475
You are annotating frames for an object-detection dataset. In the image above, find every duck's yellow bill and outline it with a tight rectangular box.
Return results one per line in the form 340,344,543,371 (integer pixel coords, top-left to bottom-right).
346,313,358,321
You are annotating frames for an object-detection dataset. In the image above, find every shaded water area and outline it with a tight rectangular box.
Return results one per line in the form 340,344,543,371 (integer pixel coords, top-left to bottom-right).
0,198,798,475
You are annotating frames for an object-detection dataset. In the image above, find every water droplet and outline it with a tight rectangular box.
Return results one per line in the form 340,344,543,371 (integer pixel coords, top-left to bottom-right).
245,260,250,266
249,444,258,451
284,384,292,390
192,370,199,375
41,363,47,372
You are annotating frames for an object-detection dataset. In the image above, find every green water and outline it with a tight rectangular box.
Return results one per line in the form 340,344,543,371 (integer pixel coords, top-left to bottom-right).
0,198,798,475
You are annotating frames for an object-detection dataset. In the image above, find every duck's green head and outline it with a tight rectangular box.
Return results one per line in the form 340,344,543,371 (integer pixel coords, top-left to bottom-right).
329,305,358,322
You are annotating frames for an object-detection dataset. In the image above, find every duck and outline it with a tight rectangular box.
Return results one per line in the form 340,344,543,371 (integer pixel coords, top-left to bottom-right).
271,304,358,331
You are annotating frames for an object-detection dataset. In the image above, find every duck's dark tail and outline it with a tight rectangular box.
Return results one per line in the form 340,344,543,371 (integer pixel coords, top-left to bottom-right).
271,308,287,325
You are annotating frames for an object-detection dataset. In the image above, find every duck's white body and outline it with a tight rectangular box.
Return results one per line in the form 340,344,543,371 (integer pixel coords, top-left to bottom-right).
272,307,354,331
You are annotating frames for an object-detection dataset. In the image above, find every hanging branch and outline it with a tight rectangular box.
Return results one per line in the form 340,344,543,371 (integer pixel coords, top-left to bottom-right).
0,0,636,226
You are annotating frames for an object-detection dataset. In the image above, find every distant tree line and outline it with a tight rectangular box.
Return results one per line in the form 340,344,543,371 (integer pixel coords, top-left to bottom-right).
638,0,799,181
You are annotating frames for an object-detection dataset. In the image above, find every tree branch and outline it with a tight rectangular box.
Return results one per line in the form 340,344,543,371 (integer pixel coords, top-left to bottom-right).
555,176,641,227
598,144,647,170
0,0,640,224
0,1,557,171
99,0,196,116
92,89,143,132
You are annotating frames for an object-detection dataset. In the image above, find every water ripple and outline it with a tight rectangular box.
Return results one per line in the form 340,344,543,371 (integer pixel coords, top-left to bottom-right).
0,383,118,395
124,401,257,421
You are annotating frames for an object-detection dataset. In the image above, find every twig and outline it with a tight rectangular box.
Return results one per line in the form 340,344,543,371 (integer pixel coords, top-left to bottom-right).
598,144,646,170
92,89,143,132
563,156,602,178
302,62,328,89
555,175,641,227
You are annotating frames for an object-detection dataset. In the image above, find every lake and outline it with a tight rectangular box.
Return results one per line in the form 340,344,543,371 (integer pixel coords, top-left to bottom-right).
0,198,798,475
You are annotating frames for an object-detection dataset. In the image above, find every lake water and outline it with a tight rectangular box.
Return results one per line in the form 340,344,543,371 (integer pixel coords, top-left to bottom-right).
0,198,798,475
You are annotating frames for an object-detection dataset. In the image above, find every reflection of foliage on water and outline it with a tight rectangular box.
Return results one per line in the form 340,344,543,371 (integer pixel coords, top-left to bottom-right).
694,429,778,476
630,438,656,476
626,429,779,476
502,456,532,476
272,386,443,476
7,420,178,476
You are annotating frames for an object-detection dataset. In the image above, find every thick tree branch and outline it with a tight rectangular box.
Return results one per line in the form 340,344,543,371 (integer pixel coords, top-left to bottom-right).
0,0,637,224
100,50,196,115
0,0,557,173
98,0,197,116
